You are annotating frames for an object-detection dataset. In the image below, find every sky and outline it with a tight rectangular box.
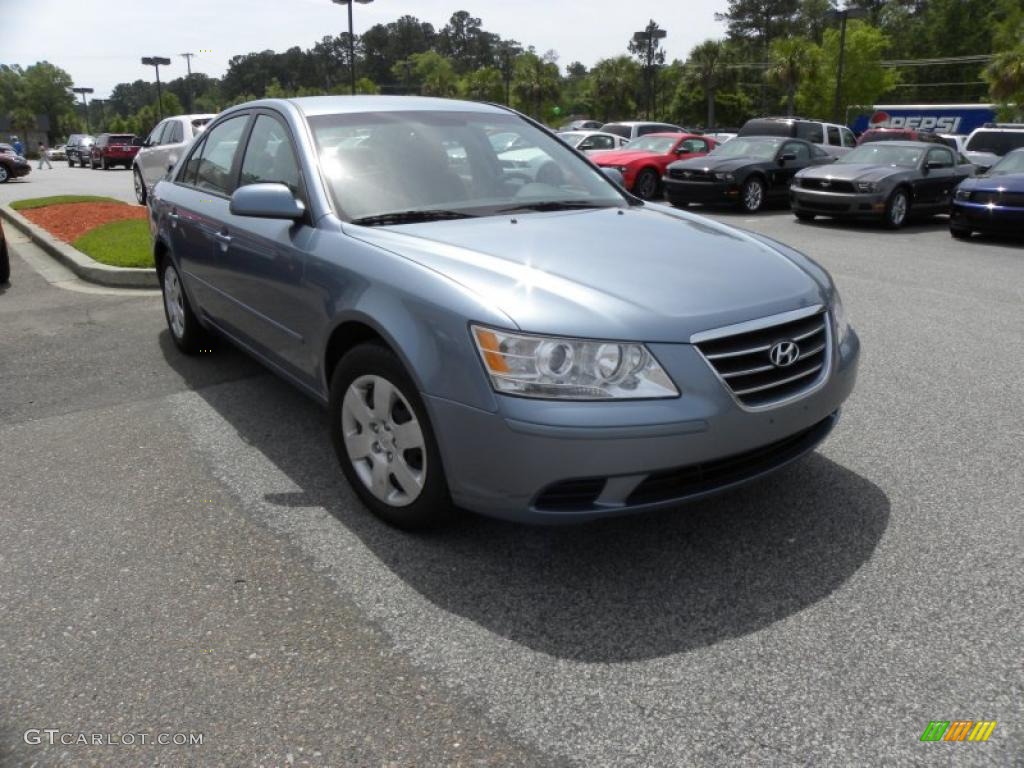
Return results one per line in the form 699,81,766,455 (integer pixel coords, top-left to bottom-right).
6,0,730,99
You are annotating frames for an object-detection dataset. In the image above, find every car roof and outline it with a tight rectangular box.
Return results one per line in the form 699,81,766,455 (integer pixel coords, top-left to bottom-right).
243,95,509,118
602,121,675,127
641,132,688,138
858,140,940,148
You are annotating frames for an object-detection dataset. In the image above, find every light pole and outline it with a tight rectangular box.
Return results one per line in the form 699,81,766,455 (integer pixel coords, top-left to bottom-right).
180,52,195,112
633,28,667,119
72,87,94,133
141,56,172,119
92,99,105,132
331,0,374,95
825,6,867,124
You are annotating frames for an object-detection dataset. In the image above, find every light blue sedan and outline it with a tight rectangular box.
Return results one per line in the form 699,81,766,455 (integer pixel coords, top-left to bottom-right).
150,96,860,528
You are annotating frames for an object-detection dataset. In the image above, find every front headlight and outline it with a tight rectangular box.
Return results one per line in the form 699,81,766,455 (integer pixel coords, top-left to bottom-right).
714,172,735,181
472,325,679,400
616,166,630,174
954,187,970,201
855,181,877,193
831,290,851,345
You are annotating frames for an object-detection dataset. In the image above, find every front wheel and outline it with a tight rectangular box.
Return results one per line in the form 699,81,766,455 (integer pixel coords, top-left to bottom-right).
633,168,660,200
884,189,910,229
329,344,453,530
134,168,147,205
741,177,766,212
161,260,207,354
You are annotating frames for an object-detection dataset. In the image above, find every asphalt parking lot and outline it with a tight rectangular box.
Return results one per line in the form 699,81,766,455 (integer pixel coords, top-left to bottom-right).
1,169,1022,766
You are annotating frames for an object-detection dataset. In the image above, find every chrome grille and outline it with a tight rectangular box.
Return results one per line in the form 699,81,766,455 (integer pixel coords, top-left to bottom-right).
971,190,1024,207
694,308,831,409
669,168,714,182
800,178,856,193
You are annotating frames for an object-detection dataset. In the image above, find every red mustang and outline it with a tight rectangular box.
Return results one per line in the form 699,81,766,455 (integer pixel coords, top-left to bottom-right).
593,132,717,199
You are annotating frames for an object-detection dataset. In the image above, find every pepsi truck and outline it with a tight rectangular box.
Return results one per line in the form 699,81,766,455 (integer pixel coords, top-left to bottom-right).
850,104,997,136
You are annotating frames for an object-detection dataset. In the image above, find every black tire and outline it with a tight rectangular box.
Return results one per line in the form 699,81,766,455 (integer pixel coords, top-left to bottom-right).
633,168,660,200
67,157,75,168
0,164,9,184
134,168,147,205
740,176,766,212
160,259,207,355
0,239,10,283
795,211,816,222
884,188,910,229
329,343,454,530
950,226,972,240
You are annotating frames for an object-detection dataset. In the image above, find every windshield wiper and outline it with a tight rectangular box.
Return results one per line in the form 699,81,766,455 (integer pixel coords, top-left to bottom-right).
351,209,476,226
496,200,615,214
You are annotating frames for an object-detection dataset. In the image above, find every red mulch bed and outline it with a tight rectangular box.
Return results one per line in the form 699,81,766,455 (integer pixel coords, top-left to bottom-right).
22,202,147,243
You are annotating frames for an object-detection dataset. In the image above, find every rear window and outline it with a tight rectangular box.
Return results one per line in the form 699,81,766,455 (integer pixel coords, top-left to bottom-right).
601,123,631,139
192,118,212,131
109,135,134,144
966,130,1024,156
861,130,913,143
738,119,793,138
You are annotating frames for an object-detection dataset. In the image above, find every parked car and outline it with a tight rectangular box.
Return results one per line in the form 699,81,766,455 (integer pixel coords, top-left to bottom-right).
856,128,948,146
963,124,1024,172
557,130,630,155
791,141,973,228
0,218,9,284
664,136,834,212
47,144,67,161
599,121,684,141
950,147,1024,239
0,143,19,156
559,119,603,131
0,149,31,183
737,117,856,156
133,113,216,204
150,96,860,528
65,134,94,167
89,133,141,169
593,133,717,199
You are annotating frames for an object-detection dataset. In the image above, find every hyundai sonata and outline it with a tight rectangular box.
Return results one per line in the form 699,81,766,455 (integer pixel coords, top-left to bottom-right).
150,96,860,528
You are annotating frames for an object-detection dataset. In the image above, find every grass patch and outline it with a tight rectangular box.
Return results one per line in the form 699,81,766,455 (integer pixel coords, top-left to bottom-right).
11,195,121,211
72,219,153,268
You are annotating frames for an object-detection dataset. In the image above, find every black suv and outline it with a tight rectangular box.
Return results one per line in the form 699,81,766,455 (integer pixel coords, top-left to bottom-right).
66,134,95,168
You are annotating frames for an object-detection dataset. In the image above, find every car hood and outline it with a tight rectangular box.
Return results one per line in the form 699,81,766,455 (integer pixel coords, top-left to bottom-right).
593,149,663,166
959,171,1024,192
668,155,763,173
799,163,907,183
346,206,827,342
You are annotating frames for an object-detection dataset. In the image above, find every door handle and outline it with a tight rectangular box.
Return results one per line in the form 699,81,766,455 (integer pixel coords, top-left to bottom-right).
213,231,232,249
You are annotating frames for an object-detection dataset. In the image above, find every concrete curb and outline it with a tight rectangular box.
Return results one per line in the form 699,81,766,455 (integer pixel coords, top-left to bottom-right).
0,203,158,289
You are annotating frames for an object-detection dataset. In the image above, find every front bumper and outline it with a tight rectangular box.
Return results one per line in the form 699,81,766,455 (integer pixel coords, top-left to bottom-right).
790,187,886,218
951,200,1024,233
663,177,738,204
9,163,31,179
426,327,860,523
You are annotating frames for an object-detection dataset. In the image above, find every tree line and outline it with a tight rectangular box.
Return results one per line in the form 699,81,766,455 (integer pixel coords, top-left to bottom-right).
2,1,1024,143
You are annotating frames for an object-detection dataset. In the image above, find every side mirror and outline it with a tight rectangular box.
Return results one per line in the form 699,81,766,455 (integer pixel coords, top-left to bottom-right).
925,160,945,171
230,183,306,220
601,167,624,186
779,152,797,164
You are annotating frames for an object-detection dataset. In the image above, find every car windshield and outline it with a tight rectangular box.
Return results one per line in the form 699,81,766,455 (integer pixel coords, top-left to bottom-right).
988,149,1024,175
839,144,923,167
709,138,780,159
624,136,678,153
966,130,1024,156
309,110,626,223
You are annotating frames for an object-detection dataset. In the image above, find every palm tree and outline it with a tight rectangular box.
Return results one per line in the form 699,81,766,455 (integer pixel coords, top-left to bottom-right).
589,56,640,122
984,46,1024,117
512,52,560,120
765,38,816,117
686,40,729,130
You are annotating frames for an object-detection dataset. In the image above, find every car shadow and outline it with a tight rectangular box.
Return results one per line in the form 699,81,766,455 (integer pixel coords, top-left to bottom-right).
793,213,951,234
160,331,890,663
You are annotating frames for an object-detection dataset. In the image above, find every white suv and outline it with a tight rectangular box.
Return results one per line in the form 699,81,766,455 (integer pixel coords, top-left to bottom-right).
599,121,685,141
737,117,856,156
963,124,1024,172
133,113,216,204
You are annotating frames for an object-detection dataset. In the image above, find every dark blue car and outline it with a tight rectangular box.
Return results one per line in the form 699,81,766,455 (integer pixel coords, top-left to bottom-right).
950,148,1024,239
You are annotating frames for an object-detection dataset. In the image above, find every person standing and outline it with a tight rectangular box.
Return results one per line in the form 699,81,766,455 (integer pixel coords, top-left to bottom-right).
38,141,53,169
12,137,24,156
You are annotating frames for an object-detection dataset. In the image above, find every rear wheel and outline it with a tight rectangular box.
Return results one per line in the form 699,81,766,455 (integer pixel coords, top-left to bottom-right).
741,177,766,212
329,344,453,530
160,260,207,354
134,168,147,205
633,168,660,200
884,188,910,229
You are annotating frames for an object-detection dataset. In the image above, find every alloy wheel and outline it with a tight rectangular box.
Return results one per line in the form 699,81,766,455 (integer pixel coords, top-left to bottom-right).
743,179,764,211
341,374,427,507
163,267,186,340
889,191,908,227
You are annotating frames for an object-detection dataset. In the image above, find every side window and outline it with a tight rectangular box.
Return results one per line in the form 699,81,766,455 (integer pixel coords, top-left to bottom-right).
167,121,184,144
681,138,707,153
927,147,954,168
637,125,658,136
841,128,857,147
238,114,303,199
147,122,166,146
827,126,841,146
193,115,248,195
797,122,824,144
592,135,614,150
179,136,206,185
155,122,173,146
782,142,811,161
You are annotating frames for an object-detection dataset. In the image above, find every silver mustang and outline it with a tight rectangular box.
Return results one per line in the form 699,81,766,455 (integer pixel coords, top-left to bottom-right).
150,96,860,528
